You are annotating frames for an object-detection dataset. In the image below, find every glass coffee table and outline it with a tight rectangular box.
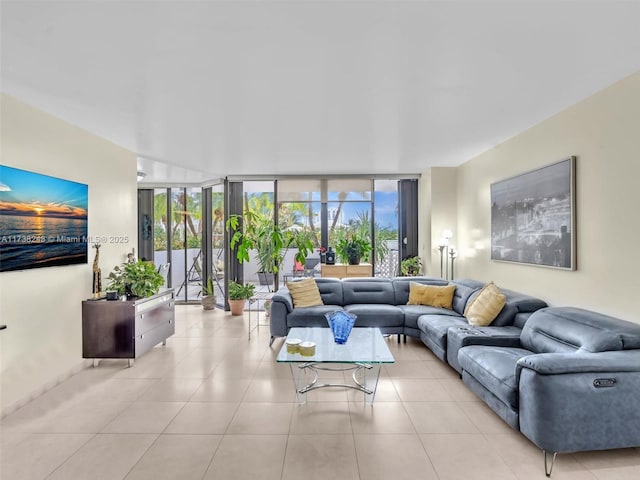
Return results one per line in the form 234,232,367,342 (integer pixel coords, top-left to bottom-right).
276,327,395,405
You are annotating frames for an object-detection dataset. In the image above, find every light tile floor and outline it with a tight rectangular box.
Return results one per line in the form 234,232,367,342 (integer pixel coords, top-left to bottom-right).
1,305,639,480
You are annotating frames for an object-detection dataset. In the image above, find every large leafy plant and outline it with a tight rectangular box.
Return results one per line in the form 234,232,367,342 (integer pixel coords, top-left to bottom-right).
107,260,165,298
226,211,313,273
335,231,372,265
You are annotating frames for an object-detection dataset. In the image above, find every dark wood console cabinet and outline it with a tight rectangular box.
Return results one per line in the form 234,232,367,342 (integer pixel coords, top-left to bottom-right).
82,289,175,366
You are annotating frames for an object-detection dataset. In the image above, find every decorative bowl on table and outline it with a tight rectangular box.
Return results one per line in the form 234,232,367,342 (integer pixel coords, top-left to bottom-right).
325,310,357,344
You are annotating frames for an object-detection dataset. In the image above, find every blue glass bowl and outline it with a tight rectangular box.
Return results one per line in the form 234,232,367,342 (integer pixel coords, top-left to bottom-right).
325,310,357,344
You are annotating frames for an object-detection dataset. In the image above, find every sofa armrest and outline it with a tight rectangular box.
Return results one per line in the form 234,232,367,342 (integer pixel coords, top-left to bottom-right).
517,350,640,376
268,290,295,340
272,291,294,313
517,350,640,453
447,326,523,374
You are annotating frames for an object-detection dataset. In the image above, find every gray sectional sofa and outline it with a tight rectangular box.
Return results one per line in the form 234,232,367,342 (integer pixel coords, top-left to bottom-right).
271,276,447,343
459,307,640,475
271,276,640,475
270,277,546,358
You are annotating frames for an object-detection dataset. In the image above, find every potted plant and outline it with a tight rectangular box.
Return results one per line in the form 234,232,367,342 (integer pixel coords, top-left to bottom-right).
253,214,279,286
228,280,255,315
226,211,313,282
201,277,216,310
335,232,372,265
400,256,422,276
107,260,165,299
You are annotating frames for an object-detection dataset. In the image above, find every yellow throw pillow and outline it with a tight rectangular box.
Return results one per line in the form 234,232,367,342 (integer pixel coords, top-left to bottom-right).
286,278,324,308
464,282,507,326
407,282,456,309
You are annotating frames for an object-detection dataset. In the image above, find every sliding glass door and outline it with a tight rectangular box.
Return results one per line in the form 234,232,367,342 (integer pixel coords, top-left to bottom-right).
142,176,412,306
373,180,399,277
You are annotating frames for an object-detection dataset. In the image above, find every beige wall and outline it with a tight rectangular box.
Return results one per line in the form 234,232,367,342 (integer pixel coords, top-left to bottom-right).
0,95,138,415
419,167,459,277
450,72,639,323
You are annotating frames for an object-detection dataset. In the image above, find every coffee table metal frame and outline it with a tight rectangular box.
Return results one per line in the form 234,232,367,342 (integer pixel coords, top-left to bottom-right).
276,327,395,405
247,291,274,340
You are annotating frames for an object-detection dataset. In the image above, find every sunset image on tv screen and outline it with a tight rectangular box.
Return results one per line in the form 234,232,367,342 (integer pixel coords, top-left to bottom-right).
0,165,88,272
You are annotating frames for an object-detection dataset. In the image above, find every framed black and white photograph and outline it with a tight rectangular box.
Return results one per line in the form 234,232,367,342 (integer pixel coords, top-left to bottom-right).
491,157,576,270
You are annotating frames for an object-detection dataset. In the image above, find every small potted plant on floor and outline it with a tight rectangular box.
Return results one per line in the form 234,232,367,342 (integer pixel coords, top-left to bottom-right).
228,280,255,316
201,277,216,310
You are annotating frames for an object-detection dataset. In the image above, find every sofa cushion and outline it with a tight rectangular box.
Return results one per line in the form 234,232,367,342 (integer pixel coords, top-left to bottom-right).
286,278,323,307
392,277,449,305
521,307,640,354
344,304,405,327
417,314,469,353
399,305,460,330
488,289,547,327
451,279,484,315
512,312,534,329
464,282,507,326
314,278,344,306
462,287,547,328
458,345,533,409
407,283,456,309
446,325,524,374
342,278,396,305
287,305,344,327
500,289,548,314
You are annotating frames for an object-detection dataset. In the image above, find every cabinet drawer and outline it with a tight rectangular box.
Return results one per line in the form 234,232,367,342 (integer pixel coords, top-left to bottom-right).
135,301,174,336
135,321,174,358
321,265,347,278
346,265,372,277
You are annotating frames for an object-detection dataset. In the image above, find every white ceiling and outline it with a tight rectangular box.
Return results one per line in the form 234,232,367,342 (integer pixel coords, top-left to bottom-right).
2,1,639,184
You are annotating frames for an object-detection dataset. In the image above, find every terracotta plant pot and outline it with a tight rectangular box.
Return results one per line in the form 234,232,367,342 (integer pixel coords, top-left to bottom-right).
228,299,246,316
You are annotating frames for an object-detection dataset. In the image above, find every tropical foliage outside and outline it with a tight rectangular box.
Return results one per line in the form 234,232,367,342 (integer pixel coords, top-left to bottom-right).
153,186,399,276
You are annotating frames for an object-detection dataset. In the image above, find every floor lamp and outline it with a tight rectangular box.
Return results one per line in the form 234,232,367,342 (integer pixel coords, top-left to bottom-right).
449,248,457,281
439,230,453,279
438,244,446,278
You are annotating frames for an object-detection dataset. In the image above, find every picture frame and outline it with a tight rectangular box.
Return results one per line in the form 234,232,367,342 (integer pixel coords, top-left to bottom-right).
490,156,576,270
0,165,88,272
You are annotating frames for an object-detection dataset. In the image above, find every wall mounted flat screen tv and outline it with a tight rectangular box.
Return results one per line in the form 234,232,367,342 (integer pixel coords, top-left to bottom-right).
0,165,88,272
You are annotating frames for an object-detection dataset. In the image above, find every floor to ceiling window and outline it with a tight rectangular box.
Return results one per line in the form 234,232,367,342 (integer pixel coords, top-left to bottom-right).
141,175,413,307
171,187,203,302
241,181,275,290
210,183,226,306
326,179,373,265
277,179,322,279
374,179,399,277
152,188,170,285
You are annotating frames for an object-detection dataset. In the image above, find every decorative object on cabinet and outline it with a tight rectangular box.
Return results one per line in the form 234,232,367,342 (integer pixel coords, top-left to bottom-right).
92,243,103,298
